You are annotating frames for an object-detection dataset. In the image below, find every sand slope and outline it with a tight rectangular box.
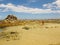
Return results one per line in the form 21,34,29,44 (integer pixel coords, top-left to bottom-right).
0,23,60,45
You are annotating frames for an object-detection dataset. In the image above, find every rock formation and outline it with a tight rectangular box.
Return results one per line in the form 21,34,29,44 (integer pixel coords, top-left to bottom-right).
5,15,17,21
4,15,18,23
0,15,20,27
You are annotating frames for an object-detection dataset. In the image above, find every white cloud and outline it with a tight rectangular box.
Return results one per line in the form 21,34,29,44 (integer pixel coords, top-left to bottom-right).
0,2,60,14
43,0,60,9
53,0,60,7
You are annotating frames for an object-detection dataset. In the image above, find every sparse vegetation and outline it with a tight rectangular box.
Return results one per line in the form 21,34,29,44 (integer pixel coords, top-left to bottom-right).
0,31,20,41
0,15,60,45
22,27,30,30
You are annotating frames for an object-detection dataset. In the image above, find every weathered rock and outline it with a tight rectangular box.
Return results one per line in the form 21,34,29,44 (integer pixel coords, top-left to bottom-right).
0,15,20,27
4,15,18,23
5,15,17,21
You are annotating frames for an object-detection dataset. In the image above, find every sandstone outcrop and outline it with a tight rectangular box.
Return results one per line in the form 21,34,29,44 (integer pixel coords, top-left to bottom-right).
0,15,20,27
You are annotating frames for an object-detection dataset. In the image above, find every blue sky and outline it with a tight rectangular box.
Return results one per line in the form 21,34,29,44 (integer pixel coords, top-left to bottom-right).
0,0,60,19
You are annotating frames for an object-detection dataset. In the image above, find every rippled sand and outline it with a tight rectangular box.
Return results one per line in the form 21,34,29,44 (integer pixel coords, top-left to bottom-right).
0,23,60,45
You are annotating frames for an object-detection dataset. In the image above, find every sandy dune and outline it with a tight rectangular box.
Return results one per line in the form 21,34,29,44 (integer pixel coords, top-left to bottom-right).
0,23,60,45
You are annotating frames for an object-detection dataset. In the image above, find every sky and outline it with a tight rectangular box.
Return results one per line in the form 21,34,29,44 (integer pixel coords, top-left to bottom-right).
0,0,60,19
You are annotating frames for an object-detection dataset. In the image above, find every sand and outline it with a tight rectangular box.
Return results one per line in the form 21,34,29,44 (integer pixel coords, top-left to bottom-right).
0,23,60,45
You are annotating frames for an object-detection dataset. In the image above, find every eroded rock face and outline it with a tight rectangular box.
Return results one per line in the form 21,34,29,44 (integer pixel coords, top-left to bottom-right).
0,15,20,27
4,15,19,24
5,15,17,20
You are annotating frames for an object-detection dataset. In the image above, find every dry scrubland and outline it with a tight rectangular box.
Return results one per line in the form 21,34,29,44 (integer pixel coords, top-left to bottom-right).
0,22,60,45
0,15,60,45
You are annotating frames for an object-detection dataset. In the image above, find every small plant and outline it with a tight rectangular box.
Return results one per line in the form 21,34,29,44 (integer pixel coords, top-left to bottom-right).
22,27,30,30
45,26,49,28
